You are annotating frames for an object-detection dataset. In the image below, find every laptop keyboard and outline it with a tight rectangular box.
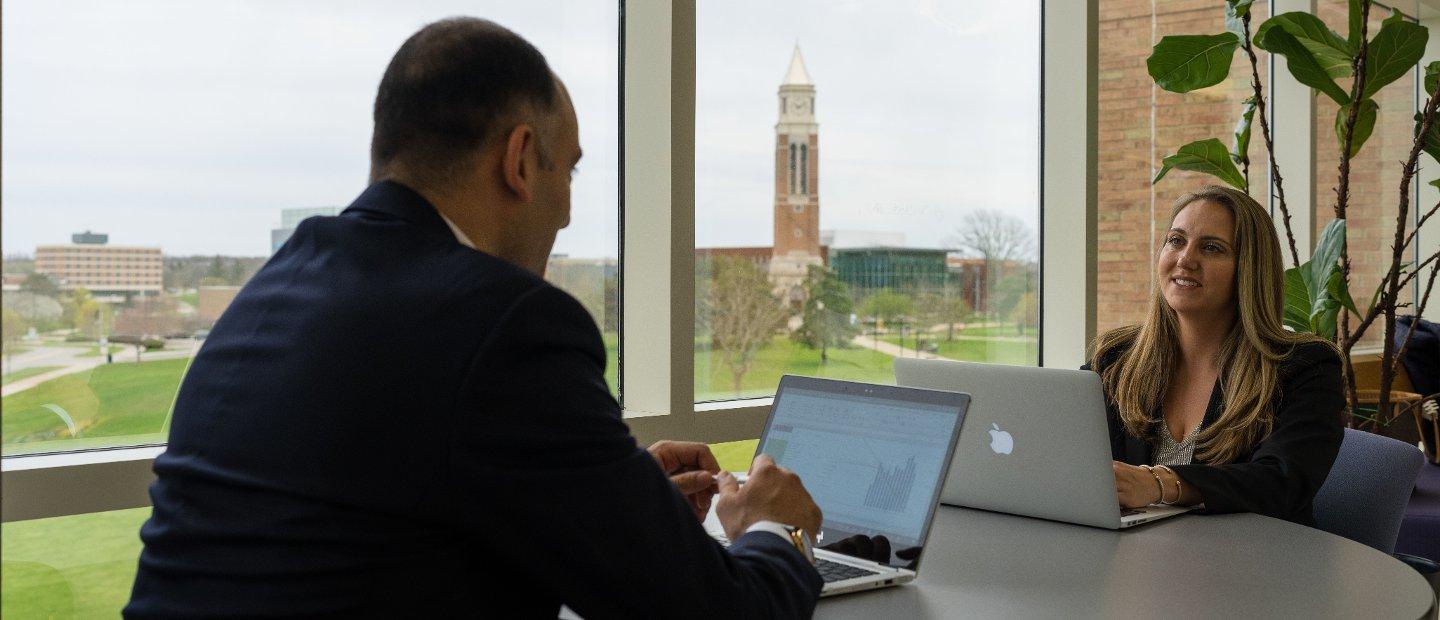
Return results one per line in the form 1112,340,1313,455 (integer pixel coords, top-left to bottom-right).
816,557,882,583
714,533,884,583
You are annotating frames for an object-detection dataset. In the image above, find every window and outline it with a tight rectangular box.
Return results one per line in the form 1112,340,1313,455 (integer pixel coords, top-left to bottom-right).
694,1,1042,402
1,1,620,456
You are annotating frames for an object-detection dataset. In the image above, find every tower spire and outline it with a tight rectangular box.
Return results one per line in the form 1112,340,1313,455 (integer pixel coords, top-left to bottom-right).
783,44,813,86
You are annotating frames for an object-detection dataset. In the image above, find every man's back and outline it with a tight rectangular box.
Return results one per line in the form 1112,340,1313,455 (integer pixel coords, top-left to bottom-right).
126,182,820,618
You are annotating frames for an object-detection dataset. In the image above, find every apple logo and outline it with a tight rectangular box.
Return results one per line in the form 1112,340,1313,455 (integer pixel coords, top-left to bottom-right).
987,423,1014,455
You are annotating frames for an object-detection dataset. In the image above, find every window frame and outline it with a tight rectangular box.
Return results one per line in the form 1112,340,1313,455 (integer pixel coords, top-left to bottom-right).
3,0,1098,522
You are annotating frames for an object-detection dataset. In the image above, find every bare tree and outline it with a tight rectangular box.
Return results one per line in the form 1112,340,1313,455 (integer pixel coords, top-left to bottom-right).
947,210,1035,322
946,209,1035,264
707,257,788,394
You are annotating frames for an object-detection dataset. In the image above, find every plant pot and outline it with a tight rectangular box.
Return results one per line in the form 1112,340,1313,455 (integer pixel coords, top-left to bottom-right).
1352,389,1423,446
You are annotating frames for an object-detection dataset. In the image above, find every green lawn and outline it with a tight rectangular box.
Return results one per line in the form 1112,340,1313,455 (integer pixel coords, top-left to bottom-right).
695,336,898,401
2,366,65,386
605,332,1036,402
1,508,150,618
1,358,189,455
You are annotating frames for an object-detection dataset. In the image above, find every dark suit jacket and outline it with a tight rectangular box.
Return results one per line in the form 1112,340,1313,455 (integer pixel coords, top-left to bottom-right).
1085,340,1344,525
125,181,822,619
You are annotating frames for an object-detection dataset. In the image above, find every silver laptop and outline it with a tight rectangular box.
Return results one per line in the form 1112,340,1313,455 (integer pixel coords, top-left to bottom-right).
894,359,1191,530
725,375,970,596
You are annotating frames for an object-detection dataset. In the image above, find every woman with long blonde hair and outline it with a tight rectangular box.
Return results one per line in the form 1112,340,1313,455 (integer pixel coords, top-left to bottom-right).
1087,186,1344,524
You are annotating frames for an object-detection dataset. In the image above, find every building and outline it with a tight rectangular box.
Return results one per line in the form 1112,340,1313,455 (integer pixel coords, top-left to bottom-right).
271,207,342,253
768,45,824,300
35,232,162,299
829,247,952,296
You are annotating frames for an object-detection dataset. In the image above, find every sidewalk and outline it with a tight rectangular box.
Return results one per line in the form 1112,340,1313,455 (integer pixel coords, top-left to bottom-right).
851,334,954,361
2,341,199,398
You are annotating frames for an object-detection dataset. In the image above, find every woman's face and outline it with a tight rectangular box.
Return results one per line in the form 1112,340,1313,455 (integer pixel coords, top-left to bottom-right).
1159,199,1237,318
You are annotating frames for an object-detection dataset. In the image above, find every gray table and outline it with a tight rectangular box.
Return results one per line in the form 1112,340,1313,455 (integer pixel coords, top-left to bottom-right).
817,506,1437,619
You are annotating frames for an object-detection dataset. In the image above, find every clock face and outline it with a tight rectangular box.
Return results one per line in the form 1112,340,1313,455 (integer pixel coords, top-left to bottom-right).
790,99,807,113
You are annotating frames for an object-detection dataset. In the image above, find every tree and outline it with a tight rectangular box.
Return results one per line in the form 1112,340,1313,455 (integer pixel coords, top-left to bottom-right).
791,265,858,364
708,257,788,394
3,307,30,371
913,286,971,341
62,288,109,338
860,291,913,331
947,210,1035,320
19,272,60,297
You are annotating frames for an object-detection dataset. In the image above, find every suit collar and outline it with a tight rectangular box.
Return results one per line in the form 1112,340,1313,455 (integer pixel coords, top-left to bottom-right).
342,180,451,238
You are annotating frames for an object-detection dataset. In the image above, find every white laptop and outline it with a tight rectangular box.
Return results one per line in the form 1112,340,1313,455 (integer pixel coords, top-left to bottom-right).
894,359,1191,530
711,375,970,596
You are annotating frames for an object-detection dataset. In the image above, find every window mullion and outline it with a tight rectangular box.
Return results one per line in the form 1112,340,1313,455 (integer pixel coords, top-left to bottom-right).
1040,0,1098,369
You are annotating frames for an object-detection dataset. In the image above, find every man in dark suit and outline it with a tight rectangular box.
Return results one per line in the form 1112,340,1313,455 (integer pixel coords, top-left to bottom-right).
126,17,824,618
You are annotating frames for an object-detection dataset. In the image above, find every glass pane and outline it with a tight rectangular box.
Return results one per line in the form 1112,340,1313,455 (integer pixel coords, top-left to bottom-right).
1312,0,1420,350
2,2,621,455
695,1,1042,402
1,507,150,618
1096,0,1272,334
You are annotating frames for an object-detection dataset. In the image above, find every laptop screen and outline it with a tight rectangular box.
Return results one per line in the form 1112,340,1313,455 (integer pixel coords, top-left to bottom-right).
756,376,968,571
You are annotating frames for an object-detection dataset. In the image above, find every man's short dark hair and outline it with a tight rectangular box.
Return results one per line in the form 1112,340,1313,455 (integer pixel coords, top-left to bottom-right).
369,18,558,183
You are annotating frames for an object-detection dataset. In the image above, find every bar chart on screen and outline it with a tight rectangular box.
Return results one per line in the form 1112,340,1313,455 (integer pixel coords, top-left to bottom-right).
759,388,954,541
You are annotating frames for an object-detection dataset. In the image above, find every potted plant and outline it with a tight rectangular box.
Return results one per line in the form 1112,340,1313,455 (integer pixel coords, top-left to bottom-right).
1146,0,1440,441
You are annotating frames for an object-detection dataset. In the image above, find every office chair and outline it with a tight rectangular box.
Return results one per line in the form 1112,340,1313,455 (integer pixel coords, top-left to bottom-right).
1314,428,1424,555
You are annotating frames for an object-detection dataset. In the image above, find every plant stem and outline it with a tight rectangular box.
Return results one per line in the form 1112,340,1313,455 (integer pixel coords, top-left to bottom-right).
1376,89,1440,417
1336,0,1372,422
1242,11,1298,268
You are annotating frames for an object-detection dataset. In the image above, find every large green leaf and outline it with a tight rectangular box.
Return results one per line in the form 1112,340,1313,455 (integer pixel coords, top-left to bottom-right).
1233,97,1257,166
1148,33,1240,93
1310,218,1346,294
1417,110,1440,165
1295,219,1347,340
1283,263,1340,340
1283,267,1313,332
1425,60,1440,96
1326,269,1359,317
1152,138,1248,190
1335,98,1378,157
1362,18,1429,100
1256,25,1352,105
1255,12,1353,79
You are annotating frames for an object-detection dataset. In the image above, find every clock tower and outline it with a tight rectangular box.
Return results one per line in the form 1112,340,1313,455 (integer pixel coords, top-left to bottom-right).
770,44,822,301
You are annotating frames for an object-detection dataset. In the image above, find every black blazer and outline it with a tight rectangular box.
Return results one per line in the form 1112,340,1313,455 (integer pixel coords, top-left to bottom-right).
1085,340,1344,525
125,182,822,619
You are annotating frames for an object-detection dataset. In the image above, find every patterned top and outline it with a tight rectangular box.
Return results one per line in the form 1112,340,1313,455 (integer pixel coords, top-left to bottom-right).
1153,417,1201,466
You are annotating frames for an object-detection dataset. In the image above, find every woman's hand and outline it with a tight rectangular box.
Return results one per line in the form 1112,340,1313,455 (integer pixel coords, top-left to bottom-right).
1112,461,1162,508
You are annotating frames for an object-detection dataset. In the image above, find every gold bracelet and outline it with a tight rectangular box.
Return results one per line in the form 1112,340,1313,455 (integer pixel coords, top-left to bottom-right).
1156,465,1182,505
1140,465,1167,504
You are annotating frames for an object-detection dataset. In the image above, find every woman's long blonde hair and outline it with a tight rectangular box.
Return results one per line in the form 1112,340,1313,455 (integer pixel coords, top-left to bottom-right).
1090,186,1332,464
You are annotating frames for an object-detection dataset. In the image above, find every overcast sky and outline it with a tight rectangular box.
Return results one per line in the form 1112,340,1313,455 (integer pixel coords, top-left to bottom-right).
2,0,1039,258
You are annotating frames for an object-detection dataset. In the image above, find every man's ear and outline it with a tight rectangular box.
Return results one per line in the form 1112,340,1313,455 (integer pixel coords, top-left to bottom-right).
501,123,537,203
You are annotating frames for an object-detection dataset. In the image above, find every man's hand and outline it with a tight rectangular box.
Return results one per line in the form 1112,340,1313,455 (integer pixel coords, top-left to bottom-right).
715,454,823,543
648,440,721,521
1113,461,1162,509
